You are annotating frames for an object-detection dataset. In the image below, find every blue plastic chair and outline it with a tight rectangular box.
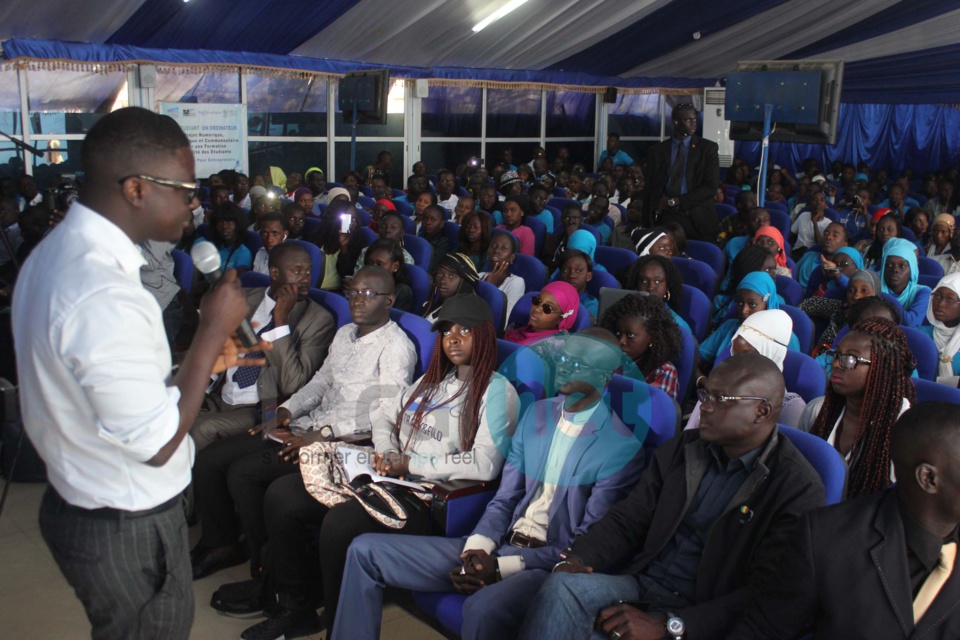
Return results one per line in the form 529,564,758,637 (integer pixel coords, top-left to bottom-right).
171,249,193,294
405,264,432,313
524,216,547,258
510,254,547,293
393,200,413,219
783,350,827,402
355,208,372,228
360,186,374,198
919,274,941,290
678,284,711,342
307,288,351,329
595,246,638,281
302,217,321,239
672,257,716,299
477,281,508,334
359,227,378,247
544,205,562,231
388,308,435,379
311,202,327,217
776,275,803,307
769,209,791,244
824,208,840,223
783,304,815,354
325,182,345,191
586,270,622,300
196,223,214,242
675,325,697,403
358,195,376,210
779,425,846,505
913,378,960,405
686,240,724,274
240,271,270,288
918,257,944,278
547,197,579,212
443,221,460,252
403,234,433,271
715,203,737,220
901,227,917,242
392,189,406,199
765,200,788,214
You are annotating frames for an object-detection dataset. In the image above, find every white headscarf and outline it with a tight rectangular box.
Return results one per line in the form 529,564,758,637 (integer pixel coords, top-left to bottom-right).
925,272,960,380
730,309,793,370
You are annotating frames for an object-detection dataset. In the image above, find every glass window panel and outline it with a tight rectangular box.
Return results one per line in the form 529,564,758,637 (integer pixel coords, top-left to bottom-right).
0,68,23,174
0,68,21,115
485,142,540,172
420,142,482,178
27,68,127,134
30,139,83,188
486,89,541,138
246,75,327,137
544,141,595,172
546,91,595,137
420,86,482,138
154,70,241,107
612,140,657,168
607,93,662,138
248,141,328,187
334,141,404,187
333,79,405,137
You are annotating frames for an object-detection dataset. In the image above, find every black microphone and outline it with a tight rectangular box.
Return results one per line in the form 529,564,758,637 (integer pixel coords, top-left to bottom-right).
190,242,259,347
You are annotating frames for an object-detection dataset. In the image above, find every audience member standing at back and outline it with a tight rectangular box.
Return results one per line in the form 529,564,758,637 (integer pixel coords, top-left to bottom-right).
643,103,720,242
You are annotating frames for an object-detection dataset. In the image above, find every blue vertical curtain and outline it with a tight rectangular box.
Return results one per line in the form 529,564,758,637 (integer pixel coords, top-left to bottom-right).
735,103,960,176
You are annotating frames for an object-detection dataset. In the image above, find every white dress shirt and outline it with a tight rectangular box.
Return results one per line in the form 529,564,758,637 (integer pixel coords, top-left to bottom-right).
220,293,291,407
253,246,270,275
12,203,193,510
281,320,416,437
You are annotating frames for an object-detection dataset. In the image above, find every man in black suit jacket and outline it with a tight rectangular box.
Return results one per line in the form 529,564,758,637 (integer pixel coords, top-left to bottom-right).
730,401,960,640
517,354,825,640
643,104,720,242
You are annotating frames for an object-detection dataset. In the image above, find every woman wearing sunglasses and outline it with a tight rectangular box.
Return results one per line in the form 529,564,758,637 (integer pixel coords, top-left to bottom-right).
921,272,960,385
799,317,916,498
504,281,580,346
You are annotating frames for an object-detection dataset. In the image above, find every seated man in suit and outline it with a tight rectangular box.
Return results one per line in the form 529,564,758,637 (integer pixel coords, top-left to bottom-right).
331,329,649,640
730,401,960,639
518,353,825,640
189,242,335,449
191,266,417,579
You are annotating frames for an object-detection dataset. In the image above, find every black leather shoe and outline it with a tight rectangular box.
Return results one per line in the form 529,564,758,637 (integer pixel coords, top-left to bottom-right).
211,578,267,618
240,606,323,640
192,547,248,580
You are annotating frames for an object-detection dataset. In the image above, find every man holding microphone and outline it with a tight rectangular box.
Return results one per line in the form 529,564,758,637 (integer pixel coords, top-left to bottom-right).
12,107,265,639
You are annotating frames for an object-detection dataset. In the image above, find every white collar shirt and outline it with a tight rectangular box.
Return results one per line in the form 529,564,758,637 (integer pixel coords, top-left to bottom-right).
12,202,193,510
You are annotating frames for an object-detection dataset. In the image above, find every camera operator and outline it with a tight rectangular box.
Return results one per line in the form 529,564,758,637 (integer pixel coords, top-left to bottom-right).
837,187,872,244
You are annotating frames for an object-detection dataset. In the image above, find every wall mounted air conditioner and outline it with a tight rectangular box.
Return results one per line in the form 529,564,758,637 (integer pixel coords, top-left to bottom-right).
702,88,733,168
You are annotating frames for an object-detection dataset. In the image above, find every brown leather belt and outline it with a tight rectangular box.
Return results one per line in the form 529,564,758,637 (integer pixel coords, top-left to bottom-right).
508,531,546,548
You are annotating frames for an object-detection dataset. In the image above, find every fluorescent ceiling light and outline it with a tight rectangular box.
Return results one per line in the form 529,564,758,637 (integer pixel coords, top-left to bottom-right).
472,0,530,33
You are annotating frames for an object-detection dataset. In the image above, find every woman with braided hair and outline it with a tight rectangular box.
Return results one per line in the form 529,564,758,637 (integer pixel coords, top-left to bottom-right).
799,317,916,498
422,252,480,322
600,293,683,400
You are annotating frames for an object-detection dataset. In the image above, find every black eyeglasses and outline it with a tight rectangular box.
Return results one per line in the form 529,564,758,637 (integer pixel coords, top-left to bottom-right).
823,350,872,370
118,174,199,203
344,289,390,300
531,295,559,315
695,377,768,408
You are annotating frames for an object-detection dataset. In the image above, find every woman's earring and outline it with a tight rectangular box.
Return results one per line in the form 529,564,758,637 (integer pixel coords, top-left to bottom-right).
665,291,671,301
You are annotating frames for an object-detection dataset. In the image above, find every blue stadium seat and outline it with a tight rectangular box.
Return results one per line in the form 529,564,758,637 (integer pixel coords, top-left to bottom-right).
586,270,622,301
524,216,546,258
240,271,270,288
388,308,435,378
675,325,697,403
284,239,324,288
510,254,547,293
443,221,460,252
403,234,433,271
686,240,724,274
477,281,508,334
779,425,846,505
783,304,815,354
359,227,378,247
918,257,944,278
307,288,350,329
595,246,638,280
355,208,372,228
715,203,737,220
919,274,941,290
547,197,579,212
358,195,376,210
311,202,327,217
913,378,960,405
393,200,413,219
360,186,373,198
678,284,711,342
782,349,827,402
171,249,193,294
776,274,803,307
302,217,321,238
405,263,431,313
769,209,791,241
672,257,716,299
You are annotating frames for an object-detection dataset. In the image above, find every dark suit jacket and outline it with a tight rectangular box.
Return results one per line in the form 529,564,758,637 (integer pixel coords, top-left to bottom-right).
729,490,960,640
643,135,720,240
212,287,335,405
470,397,647,572
570,428,825,640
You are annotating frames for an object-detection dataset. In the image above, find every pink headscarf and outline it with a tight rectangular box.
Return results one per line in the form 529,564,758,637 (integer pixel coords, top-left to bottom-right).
504,281,580,345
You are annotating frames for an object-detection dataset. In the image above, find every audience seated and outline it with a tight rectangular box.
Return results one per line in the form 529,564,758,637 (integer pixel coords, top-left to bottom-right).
801,268,880,348
332,329,644,640
309,200,364,292
517,353,825,640
239,294,518,638
526,184,554,233
355,211,415,270
583,195,613,244
687,309,807,429
631,227,675,258
711,245,781,327
790,185,831,259
282,202,307,241
191,266,413,586
927,213,954,259
922,273,960,386
418,204,451,272
855,209,898,270
557,248,598,318
731,401,960,639
369,198,395,232
600,293,682,400
622,254,692,334
799,317,916,497
423,253,480,322
722,207,771,265
504,281,579,346
881,237,932,328
362,238,414,313
746,223,791,278
541,203,583,269
716,189,758,248
458,210,492,271
479,229,525,320
496,195,536,256
252,212,287,275
608,199,645,252
794,222,850,290
199,202,253,271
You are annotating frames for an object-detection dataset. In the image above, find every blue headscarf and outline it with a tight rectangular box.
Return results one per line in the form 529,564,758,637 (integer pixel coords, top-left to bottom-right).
567,229,597,260
737,271,780,310
880,237,920,308
835,246,864,270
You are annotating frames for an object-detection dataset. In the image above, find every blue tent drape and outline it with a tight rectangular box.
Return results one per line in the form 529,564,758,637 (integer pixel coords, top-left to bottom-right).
735,103,960,176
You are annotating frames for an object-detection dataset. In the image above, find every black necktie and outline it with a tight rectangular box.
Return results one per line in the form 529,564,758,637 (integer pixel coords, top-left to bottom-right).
667,142,686,197
232,316,276,388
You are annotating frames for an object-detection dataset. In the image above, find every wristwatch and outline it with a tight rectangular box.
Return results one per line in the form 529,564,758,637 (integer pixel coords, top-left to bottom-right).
665,613,685,639
667,197,677,208
318,425,334,439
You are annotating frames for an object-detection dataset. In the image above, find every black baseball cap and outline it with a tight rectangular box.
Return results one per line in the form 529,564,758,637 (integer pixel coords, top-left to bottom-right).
429,294,493,331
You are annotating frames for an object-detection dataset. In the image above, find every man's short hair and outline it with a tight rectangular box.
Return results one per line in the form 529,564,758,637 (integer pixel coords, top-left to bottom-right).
671,103,696,120
268,241,310,270
259,212,287,230
81,107,190,181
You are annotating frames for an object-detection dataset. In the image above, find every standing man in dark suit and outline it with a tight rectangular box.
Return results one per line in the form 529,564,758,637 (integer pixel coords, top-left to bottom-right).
331,329,648,640
189,242,335,449
730,401,960,640
643,104,720,242
518,354,825,640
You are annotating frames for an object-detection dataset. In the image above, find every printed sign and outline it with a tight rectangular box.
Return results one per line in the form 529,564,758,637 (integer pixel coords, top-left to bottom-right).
159,102,247,176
